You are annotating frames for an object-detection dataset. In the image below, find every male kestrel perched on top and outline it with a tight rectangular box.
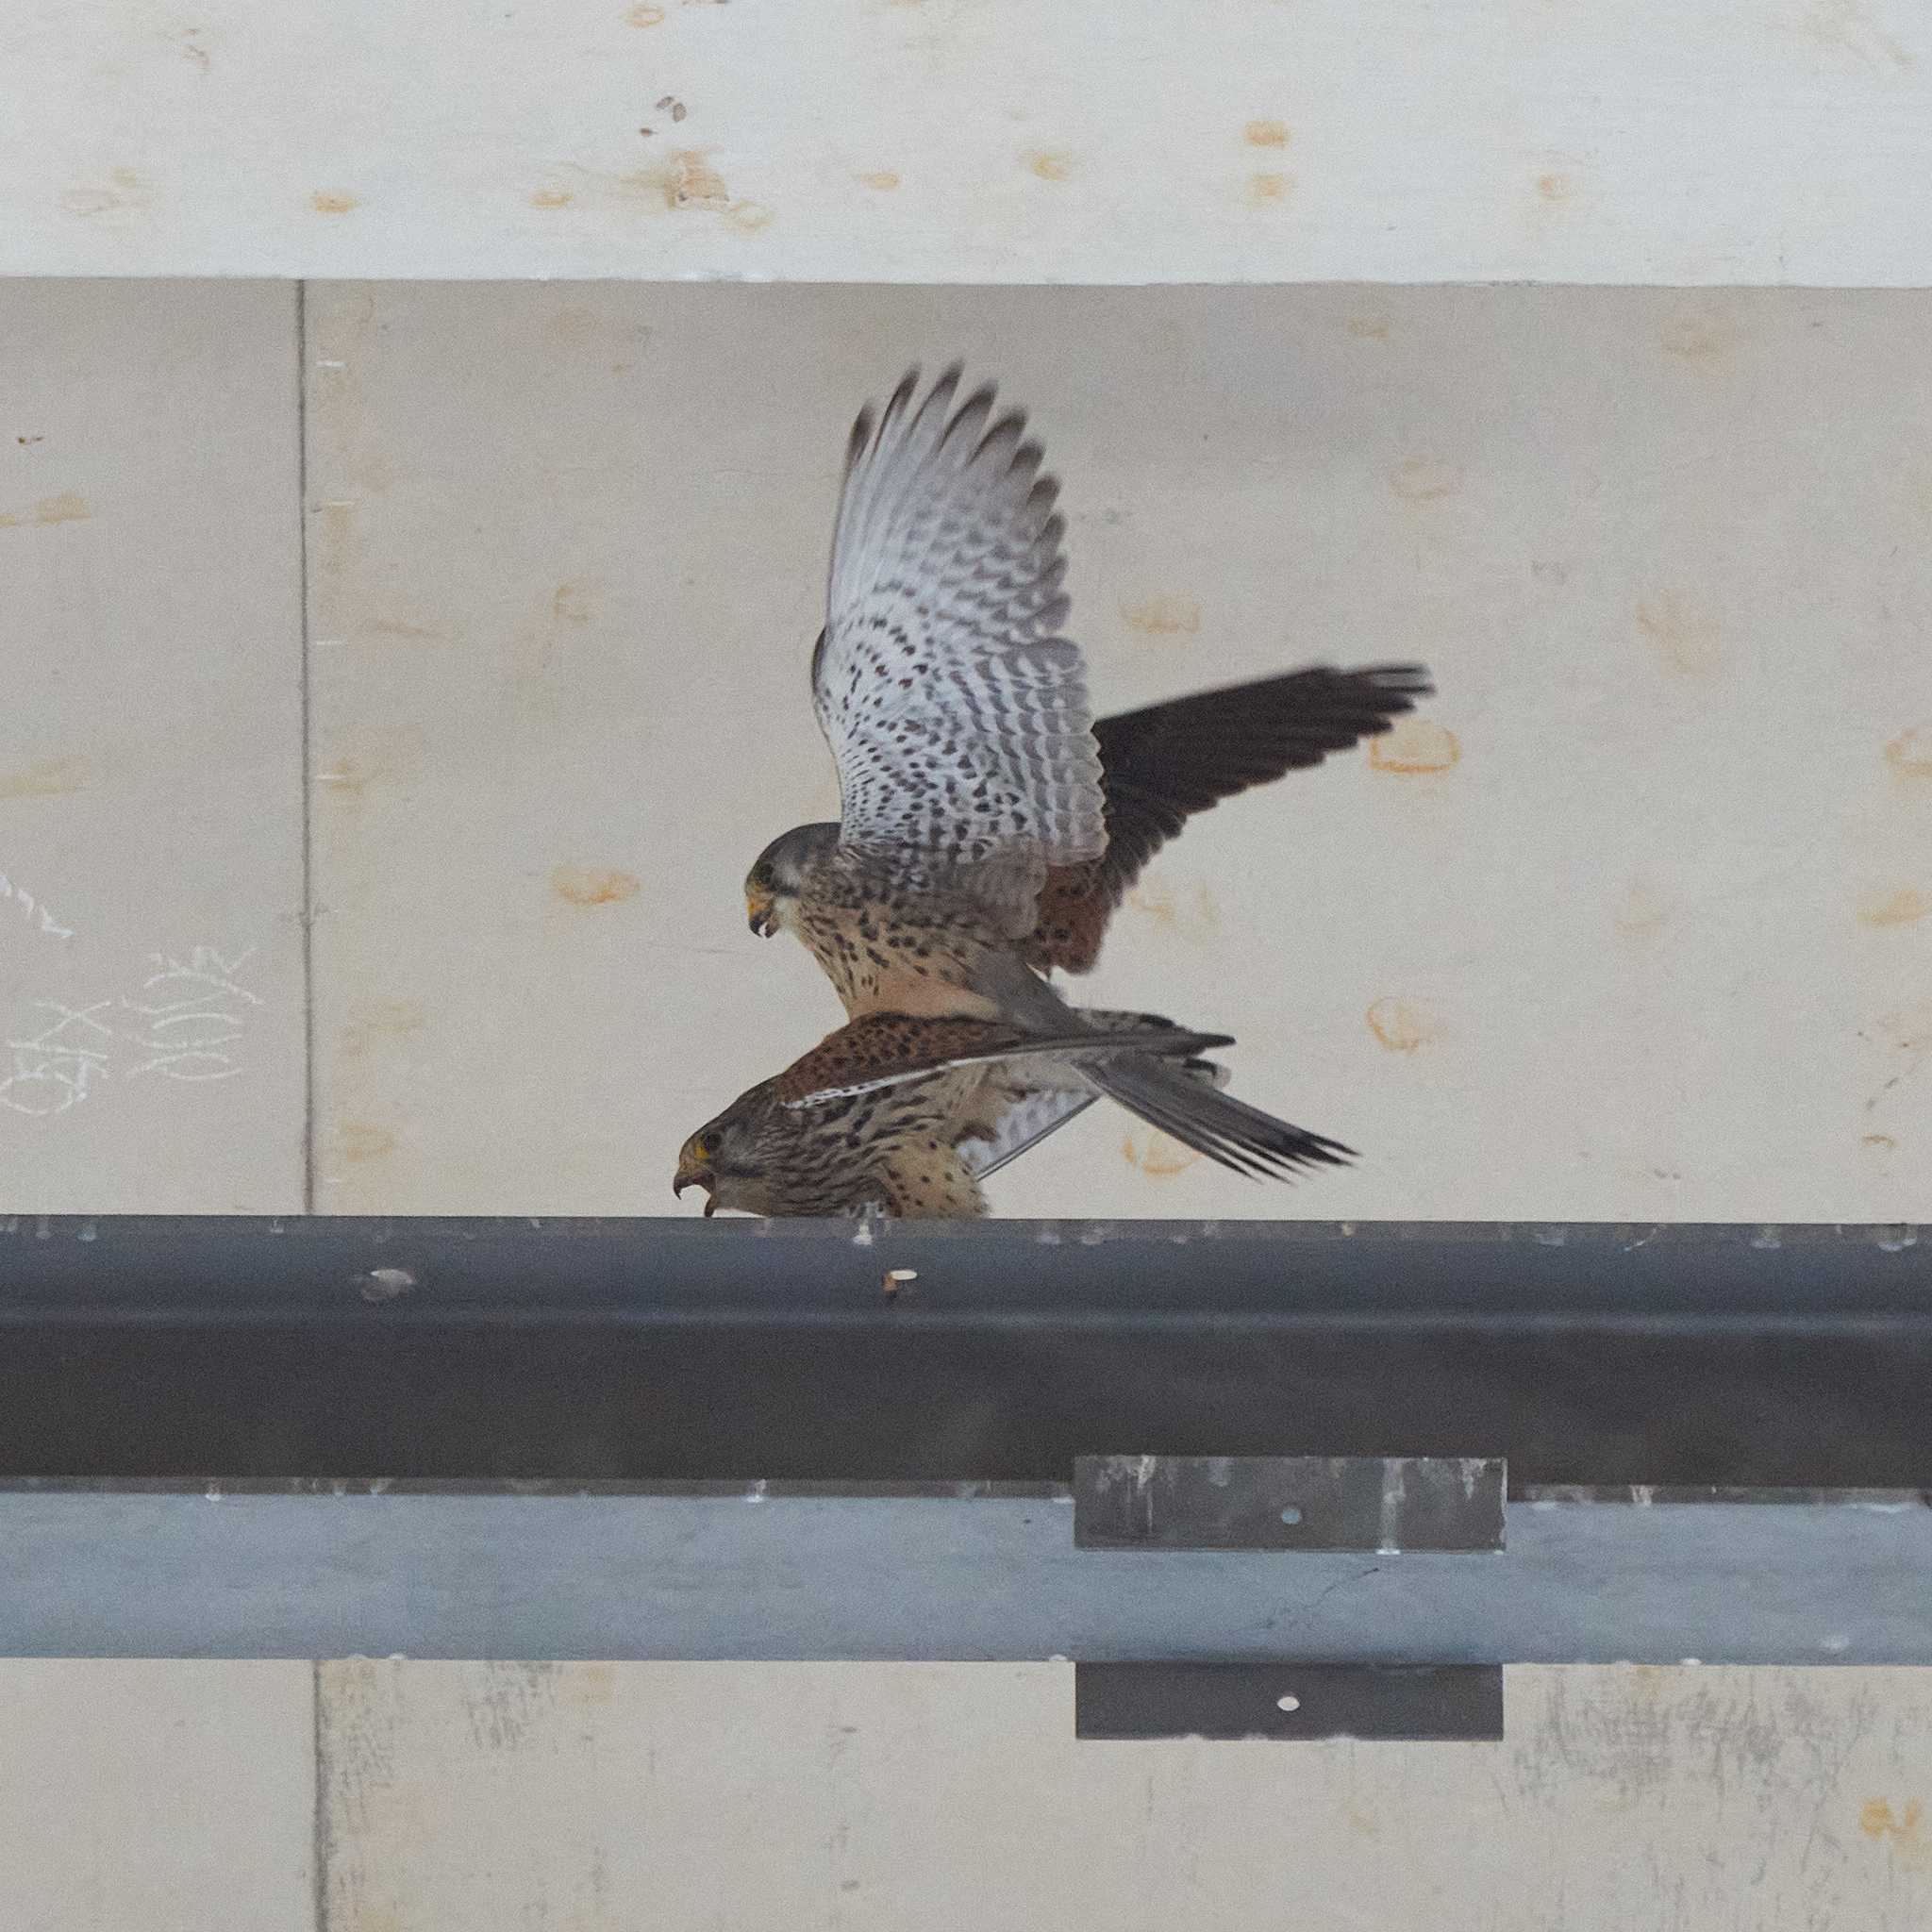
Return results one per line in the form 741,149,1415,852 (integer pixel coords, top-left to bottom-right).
741,364,1430,1002
673,1009,1349,1218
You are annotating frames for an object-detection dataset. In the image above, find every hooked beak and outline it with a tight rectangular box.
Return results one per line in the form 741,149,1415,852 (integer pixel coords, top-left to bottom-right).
746,888,776,939
673,1152,718,1216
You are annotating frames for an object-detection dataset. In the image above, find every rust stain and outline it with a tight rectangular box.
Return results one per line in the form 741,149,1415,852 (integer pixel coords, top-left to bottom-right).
1122,1127,1201,1178
1613,877,1673,938
310,191,358,214
625,1,666,21
1535,171,1574,202
313,726,425,799
1244,120,1291,148
1369,718,1460,774
1024,149,1073,181
1636,591,1725,675
1127,880,1219,939
1120,594,1201,636
1245,172,1291,205
366,615,449,642
552,583,593,625
60,168,152,217
666,148,730,208
167,26,211,73
1345,316,1391,341
1660,314,1734,362
0,755,89,800
1366,998,1438,1054
0,491,91,529
548,149,733,214
1884,724,1932,777
337,1124,397,1163
1801,2,1914,72
858,170,901,191
1859,1797,1931,1869
724,199,774,231
553,865,641,907
1859,888,1930,928
558,1662,618,1708
339,999,428,1061
1388,457,1462,503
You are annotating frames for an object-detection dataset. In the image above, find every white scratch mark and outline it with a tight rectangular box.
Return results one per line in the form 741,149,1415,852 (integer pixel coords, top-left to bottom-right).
0,871,75,940
1,942,261,1112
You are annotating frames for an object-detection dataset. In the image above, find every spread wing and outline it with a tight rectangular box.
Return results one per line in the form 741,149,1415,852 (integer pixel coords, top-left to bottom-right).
812,365,1107,930
1032,663,1434,973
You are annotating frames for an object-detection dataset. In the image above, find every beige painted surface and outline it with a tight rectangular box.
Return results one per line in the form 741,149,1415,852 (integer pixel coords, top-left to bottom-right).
318,1660,1932,1932
2,273,1929,1932
4,1657,1925,1929
0,1659,315,1932
6,4,1932,285
308,281,1932,1220
0,281,306,1212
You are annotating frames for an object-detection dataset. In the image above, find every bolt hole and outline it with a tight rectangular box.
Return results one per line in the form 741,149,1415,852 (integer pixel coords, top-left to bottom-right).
1279,1507,1302,1525
1275,1693,1301,1713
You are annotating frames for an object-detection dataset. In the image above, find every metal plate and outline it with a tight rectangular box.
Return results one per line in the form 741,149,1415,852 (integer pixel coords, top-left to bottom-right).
1074,1663,1506,1740
1074,1456,1506,1551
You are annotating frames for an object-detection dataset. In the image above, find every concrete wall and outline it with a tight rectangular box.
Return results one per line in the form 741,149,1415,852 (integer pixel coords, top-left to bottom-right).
5,278,1931,1924
5,3,1932,283
5,280,1929,1219
1,1660,1928,1930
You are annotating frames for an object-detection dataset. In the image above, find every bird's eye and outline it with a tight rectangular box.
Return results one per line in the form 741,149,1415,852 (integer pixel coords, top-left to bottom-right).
693,1133,718,1158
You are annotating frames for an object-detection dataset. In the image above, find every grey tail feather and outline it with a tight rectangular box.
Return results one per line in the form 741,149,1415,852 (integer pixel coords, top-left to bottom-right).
1085,1056,1354,1181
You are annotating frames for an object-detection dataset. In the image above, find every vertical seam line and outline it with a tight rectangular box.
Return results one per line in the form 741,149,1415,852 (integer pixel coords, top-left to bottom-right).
294,280,317,1215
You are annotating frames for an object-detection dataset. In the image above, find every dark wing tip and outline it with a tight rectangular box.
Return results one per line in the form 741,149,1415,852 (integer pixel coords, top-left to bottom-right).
845,402,879,471
1358,662,1435,702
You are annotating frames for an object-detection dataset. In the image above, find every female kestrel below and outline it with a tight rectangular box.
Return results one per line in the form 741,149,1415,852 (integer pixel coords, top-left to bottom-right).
673,1010,1351,1219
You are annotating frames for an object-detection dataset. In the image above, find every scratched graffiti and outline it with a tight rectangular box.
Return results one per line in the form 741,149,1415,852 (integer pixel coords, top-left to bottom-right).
0,869,75,940
0,943,260,1116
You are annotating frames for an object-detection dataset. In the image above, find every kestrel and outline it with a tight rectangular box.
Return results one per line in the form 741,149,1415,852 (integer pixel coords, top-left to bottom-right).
741,365,1430,1000
674,1010,1349,1218
716,364,1419,1188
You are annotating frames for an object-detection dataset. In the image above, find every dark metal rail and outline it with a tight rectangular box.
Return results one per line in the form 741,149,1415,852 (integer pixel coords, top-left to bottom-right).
1,1216,1925,1486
